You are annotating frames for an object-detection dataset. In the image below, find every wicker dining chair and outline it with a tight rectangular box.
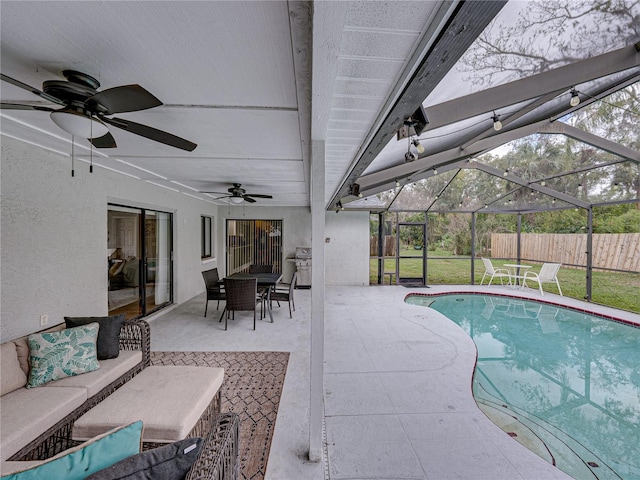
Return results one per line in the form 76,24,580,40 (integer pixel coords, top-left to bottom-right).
202,268,225,317
271,272,297,318
220,278,262,330
248,264,273,273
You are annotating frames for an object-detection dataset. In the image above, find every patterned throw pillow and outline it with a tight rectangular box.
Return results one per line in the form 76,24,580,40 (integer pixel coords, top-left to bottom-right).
27,323,100,388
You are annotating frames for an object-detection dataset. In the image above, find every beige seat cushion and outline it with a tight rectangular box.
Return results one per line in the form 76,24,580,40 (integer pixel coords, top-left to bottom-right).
0,460,43,475
73,366,224,443
1,343,27,395
42,351,142,397
0,386,87,461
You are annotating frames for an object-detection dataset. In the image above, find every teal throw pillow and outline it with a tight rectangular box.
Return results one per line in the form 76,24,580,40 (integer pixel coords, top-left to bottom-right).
27,323,100,388
0,421,142,480
85,437,203,480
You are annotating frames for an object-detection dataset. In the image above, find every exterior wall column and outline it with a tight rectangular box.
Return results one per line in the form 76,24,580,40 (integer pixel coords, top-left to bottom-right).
308,139,325,461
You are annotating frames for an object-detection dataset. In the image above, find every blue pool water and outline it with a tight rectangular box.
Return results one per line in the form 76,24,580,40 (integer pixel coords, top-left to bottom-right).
406,294,640,480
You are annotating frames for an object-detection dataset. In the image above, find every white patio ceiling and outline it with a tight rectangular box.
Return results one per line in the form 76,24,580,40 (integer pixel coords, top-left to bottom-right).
1,1,637,210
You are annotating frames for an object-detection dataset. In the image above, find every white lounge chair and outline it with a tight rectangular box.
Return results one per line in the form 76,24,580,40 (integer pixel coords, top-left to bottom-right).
479,258,510,285
522,262,563,296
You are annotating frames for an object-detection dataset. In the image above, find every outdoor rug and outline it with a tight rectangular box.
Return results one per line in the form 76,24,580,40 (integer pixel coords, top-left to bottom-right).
151,351,290,480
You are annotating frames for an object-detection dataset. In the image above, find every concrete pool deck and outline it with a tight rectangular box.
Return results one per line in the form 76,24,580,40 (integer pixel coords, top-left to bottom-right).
148,285,639,479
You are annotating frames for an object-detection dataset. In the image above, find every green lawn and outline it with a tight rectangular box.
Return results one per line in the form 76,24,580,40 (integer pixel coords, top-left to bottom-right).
370,248,640,313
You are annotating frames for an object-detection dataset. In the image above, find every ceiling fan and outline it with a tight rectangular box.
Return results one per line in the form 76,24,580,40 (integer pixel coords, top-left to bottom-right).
201,183,273,204
0,70,197,151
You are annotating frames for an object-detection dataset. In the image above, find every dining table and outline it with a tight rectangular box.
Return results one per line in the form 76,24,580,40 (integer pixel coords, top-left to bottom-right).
503,264,532,288
224,272,282,322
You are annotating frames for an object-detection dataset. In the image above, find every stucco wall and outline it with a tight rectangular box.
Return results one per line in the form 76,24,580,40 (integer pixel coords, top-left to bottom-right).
0,137,218,341
325,211,370,286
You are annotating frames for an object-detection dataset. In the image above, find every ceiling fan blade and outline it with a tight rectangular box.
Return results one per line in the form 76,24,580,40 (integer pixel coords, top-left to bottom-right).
245,194,273,199
87,85,162,115
100,115,197,151
89,132,117,148
1,73,66,105
243,196,257,203
0,102,54,111
213,195,231,200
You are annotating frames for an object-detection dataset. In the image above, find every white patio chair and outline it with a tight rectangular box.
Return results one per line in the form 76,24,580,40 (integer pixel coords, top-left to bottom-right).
479,258,510,285
522,262,563,296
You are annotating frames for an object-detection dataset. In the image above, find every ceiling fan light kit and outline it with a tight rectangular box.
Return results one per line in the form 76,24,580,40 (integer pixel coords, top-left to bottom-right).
230,196,244,204
50,110,109,138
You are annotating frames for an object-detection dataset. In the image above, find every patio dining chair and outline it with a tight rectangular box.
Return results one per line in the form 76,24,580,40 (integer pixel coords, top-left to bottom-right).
249,264,273,273
479,258,510,285
271,272,297,318
522,262,563,296
220,278,263,330
202,268,225,317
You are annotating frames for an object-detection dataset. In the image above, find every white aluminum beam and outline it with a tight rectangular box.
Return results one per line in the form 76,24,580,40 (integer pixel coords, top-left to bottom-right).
421,44,640,132
539,122,640,163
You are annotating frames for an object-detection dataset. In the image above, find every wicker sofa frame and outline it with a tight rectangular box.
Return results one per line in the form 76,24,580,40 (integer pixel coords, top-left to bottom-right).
6,319,239,479
8,319,151,462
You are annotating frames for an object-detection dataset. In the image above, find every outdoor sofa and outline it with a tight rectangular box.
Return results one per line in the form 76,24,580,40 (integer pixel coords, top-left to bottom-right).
0,318,239,479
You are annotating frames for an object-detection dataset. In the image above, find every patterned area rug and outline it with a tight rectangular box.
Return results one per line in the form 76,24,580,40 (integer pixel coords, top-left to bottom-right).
151,351,289,480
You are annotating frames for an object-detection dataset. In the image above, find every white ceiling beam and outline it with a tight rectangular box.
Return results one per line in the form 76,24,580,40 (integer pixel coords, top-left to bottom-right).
471,163,590,209
539,122,640,163
421,43,640,132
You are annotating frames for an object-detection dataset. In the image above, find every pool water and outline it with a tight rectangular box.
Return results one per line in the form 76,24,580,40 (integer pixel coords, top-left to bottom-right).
406,294,640,480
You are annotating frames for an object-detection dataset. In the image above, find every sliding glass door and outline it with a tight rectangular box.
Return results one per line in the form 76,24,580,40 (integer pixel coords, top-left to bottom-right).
108,205,173,319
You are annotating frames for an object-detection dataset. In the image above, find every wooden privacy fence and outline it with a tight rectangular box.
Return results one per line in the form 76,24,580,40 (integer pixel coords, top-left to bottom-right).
370,236,396,256
490,233,640,272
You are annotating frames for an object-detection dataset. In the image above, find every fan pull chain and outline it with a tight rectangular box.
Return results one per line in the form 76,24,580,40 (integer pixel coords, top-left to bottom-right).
71,135,75,177
89,120,93,173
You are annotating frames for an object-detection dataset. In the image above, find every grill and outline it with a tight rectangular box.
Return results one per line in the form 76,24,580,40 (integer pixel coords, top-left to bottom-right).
294,247,311,288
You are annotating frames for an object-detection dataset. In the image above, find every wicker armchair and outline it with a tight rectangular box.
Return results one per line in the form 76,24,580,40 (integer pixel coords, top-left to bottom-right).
220,278,262,330
202,268,226,317
271,272,297,318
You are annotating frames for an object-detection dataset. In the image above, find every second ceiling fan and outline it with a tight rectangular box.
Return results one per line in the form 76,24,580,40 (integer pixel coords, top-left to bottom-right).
201,183,273,203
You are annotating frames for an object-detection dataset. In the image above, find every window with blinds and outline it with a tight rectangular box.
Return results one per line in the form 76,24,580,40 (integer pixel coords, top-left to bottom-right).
226,219,283,274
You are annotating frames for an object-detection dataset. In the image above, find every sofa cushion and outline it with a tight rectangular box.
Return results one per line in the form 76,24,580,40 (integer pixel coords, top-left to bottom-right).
0,421,142,480
0,386,87,461
64,314,125,360
43,350,142,397
27,324,100,388
84,437,203,480
1,343,27,395
73,366,224,443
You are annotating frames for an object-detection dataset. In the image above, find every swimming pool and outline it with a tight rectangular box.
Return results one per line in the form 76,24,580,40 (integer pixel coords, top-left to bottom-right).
406,293,640,480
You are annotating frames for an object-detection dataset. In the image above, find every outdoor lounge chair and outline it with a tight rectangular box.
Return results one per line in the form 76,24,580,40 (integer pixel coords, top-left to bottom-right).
522,262,563,296
479,258,510,285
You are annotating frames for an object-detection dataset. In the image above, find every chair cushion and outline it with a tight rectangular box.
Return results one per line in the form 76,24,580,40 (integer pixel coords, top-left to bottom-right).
42,350,142,398
0,343,27,395
1,421,142,480
0,386,87,461
27,324,100,388
84,437,202,480
64,314,125,360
